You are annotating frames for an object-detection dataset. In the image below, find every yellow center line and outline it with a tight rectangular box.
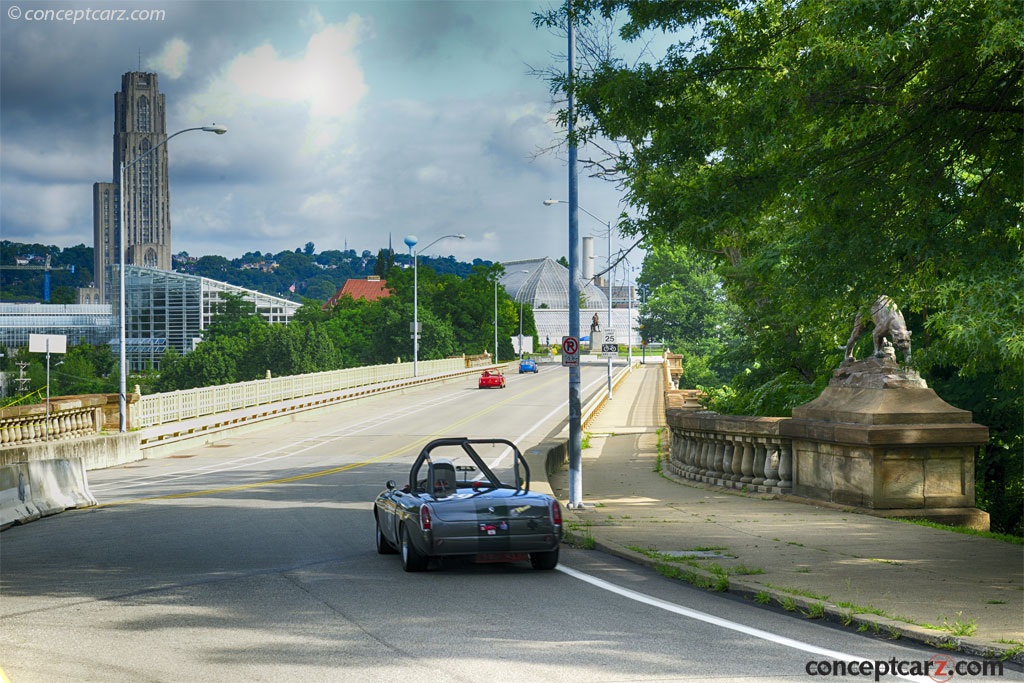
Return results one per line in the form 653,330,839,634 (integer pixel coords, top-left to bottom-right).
97,373,565,507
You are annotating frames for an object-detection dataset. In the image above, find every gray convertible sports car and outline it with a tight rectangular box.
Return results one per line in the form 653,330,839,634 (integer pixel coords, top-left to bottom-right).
373,437,562,572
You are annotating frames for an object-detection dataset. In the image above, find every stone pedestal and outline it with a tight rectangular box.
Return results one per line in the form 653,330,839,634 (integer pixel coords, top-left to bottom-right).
780,356,990,529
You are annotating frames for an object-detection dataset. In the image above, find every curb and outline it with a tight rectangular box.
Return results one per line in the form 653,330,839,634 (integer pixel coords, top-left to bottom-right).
561,526,1023,665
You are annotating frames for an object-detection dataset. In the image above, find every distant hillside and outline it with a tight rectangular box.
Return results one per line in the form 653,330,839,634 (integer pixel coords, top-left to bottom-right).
0,240,491,304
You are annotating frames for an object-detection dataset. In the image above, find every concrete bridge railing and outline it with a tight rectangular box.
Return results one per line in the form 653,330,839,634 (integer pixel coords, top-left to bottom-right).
658,350,990,529
0,354,494,454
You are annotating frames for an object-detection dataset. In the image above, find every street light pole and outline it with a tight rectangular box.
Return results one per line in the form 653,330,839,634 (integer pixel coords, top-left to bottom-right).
118,124,226,432
494,275,499,364
626,264,634,369
516,269,529,360
544,199,616,399
405,233,465,377
605,219,613,399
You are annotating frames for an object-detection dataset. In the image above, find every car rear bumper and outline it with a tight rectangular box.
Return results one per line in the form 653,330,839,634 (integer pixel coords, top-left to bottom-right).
428,531,560,557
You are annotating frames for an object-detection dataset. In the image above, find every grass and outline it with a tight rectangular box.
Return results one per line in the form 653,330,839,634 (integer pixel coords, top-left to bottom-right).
564,521,595,549
894,518,1023,544
995,641,1024,661
654,428,665,473
628,545,762,592
803,602,825,619
940,612,978,637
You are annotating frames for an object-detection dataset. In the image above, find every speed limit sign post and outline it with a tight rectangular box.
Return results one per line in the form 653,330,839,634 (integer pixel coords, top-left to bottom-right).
601,330,618,357
561,336,580,367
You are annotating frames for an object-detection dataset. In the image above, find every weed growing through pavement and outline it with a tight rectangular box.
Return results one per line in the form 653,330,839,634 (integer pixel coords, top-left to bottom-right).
565,521,596,549
995,641,1024,661
941,612,978,637
803,603,825,619
628,546,758,592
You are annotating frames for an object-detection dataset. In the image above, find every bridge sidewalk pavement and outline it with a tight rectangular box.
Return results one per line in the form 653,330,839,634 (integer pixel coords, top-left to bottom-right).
547,363,1023,661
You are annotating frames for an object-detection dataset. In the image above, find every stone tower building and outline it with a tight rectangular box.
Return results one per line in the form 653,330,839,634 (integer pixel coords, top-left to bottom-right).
92,72,171,303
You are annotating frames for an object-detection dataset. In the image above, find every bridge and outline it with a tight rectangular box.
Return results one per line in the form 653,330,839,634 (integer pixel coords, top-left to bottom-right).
1,347,990,532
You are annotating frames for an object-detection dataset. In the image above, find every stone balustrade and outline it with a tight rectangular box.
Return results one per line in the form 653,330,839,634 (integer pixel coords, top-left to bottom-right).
0,398,106,447
658,352,991,529
664,412,793,494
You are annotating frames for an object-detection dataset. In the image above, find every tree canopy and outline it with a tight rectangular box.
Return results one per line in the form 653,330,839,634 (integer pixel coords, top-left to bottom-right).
558,0,1021,380
547,0,1021,532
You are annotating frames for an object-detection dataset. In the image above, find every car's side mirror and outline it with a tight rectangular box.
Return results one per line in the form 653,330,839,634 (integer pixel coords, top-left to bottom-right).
386,479,397,490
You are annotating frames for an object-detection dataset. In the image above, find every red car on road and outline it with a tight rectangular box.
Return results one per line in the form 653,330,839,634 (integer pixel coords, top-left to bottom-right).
478,370,506,389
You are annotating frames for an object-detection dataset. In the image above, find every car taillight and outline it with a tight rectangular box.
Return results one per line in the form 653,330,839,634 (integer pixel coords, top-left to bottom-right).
420,505,432,531
551,500,562,526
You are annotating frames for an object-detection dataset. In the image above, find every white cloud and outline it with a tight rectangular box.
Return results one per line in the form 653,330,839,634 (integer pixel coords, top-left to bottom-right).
187,15,367,122
149,38,190,80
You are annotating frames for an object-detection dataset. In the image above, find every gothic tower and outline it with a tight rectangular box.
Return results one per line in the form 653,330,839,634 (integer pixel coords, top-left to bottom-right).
93,72,171,303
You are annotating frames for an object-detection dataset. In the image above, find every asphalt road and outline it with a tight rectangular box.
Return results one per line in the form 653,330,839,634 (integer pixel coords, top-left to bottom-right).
2,364,1020,682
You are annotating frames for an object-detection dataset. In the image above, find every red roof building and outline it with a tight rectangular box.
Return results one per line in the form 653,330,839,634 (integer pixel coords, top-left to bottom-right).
322,275,390,309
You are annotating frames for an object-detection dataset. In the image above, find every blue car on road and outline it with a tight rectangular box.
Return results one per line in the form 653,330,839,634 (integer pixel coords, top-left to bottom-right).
518,358,539,374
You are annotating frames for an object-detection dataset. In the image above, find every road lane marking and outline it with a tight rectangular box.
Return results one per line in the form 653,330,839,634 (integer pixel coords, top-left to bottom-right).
557,565,929,683
94,370,593,507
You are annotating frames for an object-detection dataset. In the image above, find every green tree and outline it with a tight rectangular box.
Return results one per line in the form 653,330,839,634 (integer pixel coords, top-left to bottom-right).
545,0,1022,531
204,293,265,340
637,243,741,388
557,0,1021,380
374,248,395,278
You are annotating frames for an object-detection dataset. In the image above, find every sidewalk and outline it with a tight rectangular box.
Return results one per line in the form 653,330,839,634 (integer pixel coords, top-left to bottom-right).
548,363,1023,661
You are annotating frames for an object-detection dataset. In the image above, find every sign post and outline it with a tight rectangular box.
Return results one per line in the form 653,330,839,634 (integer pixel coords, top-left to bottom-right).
561,336,579,367
600,330,617,399
601,330,618,357
29,334,67,441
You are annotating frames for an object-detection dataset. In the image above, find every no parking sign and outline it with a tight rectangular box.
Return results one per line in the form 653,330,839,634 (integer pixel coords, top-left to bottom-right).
561,336,579,367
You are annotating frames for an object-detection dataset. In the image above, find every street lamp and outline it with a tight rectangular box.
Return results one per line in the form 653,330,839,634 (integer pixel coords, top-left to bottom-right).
404,233,465,377
545,199,615,399
494,273,499,364
118,124,226,432
516,269,529,360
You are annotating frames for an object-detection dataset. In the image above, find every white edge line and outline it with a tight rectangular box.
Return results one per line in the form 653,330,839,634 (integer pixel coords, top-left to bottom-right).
557,565,931,683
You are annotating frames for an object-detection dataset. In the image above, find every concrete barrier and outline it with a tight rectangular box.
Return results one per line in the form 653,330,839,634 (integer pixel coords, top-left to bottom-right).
0,463,39,529
1,458,96,530
0,432,141,470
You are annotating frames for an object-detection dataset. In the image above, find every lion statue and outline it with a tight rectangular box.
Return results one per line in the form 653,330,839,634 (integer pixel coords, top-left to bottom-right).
845,296,912,362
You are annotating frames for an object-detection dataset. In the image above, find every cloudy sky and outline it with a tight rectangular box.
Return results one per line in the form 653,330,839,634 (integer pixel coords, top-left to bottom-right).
1,0,663,267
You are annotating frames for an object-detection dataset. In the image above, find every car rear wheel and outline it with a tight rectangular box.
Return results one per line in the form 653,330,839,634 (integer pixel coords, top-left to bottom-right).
401,525,429,572
376,516,397,555
530,548,559,570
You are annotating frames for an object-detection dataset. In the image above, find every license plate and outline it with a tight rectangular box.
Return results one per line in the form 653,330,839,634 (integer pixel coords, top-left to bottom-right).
474,552,528,564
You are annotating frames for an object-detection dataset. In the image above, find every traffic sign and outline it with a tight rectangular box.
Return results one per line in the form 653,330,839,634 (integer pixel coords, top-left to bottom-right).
561,336,579,367
601,343,619,355
602,330,616,345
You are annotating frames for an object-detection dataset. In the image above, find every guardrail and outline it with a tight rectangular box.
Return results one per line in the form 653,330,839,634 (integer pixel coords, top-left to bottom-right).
1,355,494,449
137,357,471,428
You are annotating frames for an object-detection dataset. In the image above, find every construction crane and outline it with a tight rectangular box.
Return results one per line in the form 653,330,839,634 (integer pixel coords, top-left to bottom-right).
6,255,71,302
